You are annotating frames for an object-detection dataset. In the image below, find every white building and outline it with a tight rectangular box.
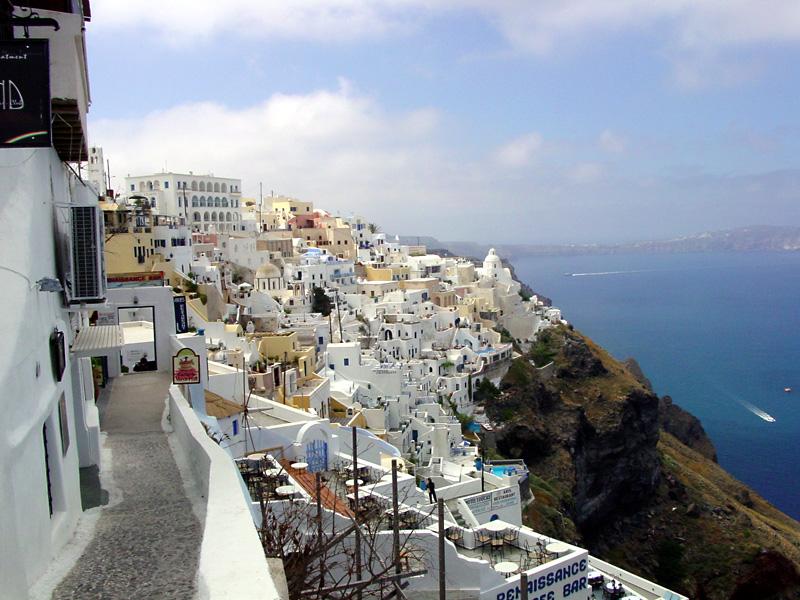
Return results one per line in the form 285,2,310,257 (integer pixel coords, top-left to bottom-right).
0,7,106,595
124,172,244,233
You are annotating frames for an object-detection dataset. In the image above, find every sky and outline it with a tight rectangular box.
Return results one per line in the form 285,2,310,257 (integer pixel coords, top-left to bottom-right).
86,1,800,244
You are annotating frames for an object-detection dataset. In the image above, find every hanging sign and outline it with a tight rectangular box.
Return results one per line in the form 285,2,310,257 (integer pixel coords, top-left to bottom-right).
172,347,200,384
0,39,51,148
173,295,188,333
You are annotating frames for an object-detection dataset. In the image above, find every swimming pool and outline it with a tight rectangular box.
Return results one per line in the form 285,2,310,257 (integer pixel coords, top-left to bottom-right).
489,466,517,477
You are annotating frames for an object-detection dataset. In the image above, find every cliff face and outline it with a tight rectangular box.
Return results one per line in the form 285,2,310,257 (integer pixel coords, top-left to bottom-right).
624,358,718,462
481,326,800,600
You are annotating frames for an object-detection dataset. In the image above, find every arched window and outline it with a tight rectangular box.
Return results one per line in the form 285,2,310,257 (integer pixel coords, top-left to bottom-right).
214,197,221,207
147,180,153,191
221,198,228,207
200,196,206,207
203,211,210,221
221,183,227,192
213,182,220,192
199,181,206,192
207,181,213,192
191,181,198,191
226,212,232,221
192,195,198,207
211,211,217,221
193,212,201,222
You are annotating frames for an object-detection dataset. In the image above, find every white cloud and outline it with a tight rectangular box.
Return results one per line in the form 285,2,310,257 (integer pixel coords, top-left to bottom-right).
493,132,543,168
598,130,626,154
90,84,800,244
92,82,463,231
92,0,433,43
93,1,800,85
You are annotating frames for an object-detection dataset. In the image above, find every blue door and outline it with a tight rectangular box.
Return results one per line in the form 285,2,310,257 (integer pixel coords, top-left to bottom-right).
305,439,328,473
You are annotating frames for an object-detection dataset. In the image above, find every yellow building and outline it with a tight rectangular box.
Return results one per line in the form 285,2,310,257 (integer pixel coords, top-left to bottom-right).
255,332,316,380
365,264,410,282
101,202,157,274
272,197,314,217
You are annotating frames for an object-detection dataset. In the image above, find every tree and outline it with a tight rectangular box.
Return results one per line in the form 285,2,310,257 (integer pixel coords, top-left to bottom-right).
311,286,332,316
367,223,380,234
254,470,429,600
473,378,500,405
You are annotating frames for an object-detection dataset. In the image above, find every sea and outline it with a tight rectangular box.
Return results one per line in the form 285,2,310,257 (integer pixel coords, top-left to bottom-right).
511,251,800,520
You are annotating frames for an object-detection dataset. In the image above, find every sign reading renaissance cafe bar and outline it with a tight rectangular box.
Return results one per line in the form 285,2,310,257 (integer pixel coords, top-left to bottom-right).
172,348,200,384
0,40,51,148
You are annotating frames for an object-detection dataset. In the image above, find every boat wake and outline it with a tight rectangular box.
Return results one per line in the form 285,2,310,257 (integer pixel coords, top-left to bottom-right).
735,398,776,423
566,269,652,277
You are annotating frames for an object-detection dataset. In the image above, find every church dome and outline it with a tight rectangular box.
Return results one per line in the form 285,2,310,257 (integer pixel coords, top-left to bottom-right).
255,262,281,279
484,248,502,264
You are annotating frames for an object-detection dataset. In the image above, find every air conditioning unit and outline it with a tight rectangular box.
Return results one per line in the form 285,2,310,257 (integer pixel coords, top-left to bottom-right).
59,205,107,304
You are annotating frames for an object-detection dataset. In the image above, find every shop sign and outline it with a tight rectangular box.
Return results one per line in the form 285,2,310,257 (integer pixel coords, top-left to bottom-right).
172,347,200,384
1,39,51,148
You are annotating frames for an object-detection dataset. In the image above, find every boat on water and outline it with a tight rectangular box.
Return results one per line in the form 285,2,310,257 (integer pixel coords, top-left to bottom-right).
784,387,792,393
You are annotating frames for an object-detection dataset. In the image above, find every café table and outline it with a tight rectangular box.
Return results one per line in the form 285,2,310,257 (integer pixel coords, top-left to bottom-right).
483,520,508,533
494,561,519,577
275,485,298,497
545,541,570,557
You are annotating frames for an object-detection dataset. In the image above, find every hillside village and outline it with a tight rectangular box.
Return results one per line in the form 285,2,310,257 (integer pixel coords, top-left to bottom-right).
0,5,691,600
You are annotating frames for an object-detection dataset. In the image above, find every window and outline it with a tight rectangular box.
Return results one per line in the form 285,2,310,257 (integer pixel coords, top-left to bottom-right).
130,184,135,191
318,336,324,344
164,181,169,188
344,358,350,366
233,419,239,436
329,364,335,370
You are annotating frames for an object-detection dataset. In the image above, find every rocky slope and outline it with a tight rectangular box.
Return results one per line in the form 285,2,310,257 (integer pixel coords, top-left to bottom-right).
480,326,800,599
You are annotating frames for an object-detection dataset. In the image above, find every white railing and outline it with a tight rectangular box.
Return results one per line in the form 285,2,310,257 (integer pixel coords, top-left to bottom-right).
168,386,286,599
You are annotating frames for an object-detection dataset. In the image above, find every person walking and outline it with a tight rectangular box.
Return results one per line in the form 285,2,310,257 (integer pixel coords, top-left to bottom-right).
427,477,437,503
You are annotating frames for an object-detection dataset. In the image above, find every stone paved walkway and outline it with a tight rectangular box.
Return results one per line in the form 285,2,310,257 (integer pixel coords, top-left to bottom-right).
53,372,202,600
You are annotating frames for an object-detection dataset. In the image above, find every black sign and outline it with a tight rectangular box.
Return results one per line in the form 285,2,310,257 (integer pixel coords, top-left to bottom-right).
50,329,65,382
173,295,189,333
0,39,51,148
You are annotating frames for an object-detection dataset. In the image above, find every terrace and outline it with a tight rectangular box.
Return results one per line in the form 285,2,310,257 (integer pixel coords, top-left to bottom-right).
233,440,685,600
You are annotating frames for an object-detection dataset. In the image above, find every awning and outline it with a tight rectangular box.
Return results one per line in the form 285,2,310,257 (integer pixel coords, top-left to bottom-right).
71,325,124,357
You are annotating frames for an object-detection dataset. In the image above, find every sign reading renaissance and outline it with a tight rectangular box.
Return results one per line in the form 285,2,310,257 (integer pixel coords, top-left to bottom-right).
172,347,200,384
0,39,51,148
107,271,165,288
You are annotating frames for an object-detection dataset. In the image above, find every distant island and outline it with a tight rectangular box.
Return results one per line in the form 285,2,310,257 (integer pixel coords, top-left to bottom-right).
399,225,800,260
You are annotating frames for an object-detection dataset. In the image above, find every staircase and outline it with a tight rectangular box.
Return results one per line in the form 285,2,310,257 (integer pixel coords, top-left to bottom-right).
446,499,469,527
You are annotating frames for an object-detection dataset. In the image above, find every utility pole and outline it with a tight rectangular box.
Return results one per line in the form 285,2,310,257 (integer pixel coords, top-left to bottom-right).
438,498,446,600
282,351,288,404
352,427,362,599
315,473,325,589
391,459,400,578
480,436,485,492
